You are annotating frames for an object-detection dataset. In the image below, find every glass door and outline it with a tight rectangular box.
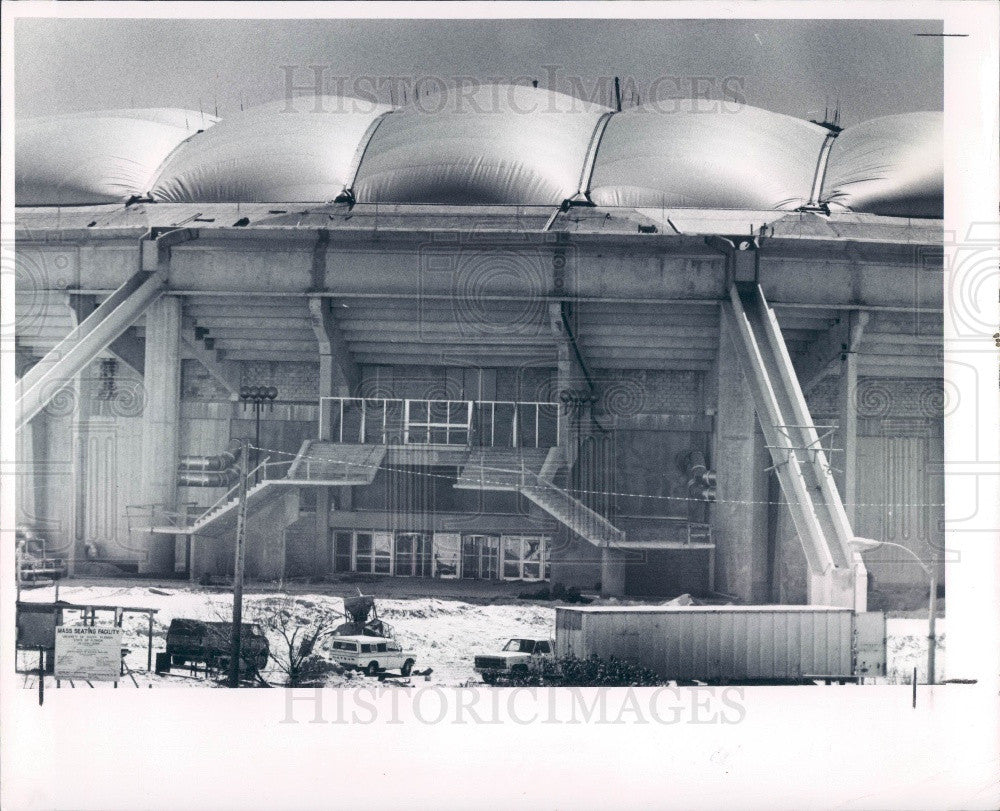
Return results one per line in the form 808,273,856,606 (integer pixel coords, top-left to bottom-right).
433,533,460,578
461,536,481,579
395,532,432,577
501,536,549,581
332,531,353,573
462,535,500,579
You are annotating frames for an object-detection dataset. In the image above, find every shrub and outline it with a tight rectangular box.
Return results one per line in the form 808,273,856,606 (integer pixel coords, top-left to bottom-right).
490,655,664,687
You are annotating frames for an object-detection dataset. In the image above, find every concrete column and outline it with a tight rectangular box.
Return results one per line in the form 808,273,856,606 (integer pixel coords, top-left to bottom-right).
600,546,627,597
139,296,181,573
555,345,575,463
711,315,770,602
835,350,858,525
315,486,332,573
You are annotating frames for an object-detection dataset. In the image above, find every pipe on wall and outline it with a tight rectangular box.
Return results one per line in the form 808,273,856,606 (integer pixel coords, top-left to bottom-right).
177,441,242,486
177,469,239,488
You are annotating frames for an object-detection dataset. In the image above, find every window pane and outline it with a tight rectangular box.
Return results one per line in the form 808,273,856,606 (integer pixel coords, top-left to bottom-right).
522,562,541,580
417,534,432,577
433,534,460,578
334,532,353,572
374,532,392,574
395,533,415,576
503,561,521,579
354,533,373,572
524,539,541,562
503,538,522,561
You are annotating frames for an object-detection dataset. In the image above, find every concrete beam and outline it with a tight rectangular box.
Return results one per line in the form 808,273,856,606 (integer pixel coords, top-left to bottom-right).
797,311,869,393
66,293,145,374
179,332,241,399
309,296,360,397
15,269,166,430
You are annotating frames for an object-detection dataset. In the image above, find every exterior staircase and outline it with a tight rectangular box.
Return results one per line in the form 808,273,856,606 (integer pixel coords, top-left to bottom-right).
150,441,386,538
455,445,625,547
454,448,550,491
520,474,625,546
286,441,386,484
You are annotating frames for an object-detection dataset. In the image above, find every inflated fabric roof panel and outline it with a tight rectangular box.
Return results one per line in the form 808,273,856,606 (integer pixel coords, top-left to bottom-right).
589,101,828,210
352,84,611,205
821,112,942,219
16,110,212,206
150,97,391,203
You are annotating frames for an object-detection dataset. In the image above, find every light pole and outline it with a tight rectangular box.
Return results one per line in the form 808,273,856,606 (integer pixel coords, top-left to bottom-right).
239,385,278,484
851,538,938,684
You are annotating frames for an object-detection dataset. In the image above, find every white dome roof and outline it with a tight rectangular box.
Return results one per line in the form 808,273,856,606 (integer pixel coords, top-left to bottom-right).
588,101,826,210
821,112,943,218
150,96,391,203
352,84,611,205
16,109,213,206
15,88,942,218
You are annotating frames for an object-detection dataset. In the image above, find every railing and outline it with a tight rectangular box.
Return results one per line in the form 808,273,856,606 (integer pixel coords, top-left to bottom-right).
517,464,626,546
126,502,199,531
318,397,559,448
190,457,272,528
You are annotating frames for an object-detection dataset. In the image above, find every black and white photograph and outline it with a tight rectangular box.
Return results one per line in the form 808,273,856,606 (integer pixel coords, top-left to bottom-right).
2,3,998,809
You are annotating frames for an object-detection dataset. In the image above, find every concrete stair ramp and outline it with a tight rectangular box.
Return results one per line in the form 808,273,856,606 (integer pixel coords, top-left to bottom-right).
454,447,550,491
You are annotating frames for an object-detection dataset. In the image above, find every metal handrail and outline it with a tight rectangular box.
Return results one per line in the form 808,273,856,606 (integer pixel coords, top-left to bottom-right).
192,457,271,527
518,465,625,545
318,396,559,448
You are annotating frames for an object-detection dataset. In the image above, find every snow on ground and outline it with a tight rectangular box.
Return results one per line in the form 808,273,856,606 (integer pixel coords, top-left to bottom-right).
16,583,557,688
887,617,946,683
16,582,944,687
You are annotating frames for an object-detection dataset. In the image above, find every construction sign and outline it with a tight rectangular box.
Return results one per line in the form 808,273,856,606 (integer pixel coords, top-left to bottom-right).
54,626,122,681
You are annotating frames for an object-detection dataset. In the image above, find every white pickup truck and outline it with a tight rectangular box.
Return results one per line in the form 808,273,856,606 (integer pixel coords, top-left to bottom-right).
473,637,555,684
329,635,417,676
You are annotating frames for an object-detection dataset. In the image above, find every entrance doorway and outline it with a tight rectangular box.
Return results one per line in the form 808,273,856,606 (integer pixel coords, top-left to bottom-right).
461,535,500,579
394,532,432,577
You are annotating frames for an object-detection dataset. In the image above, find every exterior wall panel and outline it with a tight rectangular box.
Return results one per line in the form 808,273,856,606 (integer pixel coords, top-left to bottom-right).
555,606,854,681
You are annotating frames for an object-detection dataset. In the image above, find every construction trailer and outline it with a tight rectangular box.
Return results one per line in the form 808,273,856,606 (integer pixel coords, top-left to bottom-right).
554,604,887,683
13,87,945,608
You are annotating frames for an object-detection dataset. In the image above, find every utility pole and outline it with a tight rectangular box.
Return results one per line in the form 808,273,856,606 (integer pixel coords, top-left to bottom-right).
228,438,250,688
927,569,937,685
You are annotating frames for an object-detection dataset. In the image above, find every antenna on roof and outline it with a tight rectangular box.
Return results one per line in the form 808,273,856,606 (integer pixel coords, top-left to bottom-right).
214,94,219,118
810,95,843,134
613,77,622,112
240,93,244,112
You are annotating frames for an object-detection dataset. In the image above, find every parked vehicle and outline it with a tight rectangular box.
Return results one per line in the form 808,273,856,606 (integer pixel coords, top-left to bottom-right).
555,605,886,683
474,637,555,684
164,619,269,672
329,634,416,676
